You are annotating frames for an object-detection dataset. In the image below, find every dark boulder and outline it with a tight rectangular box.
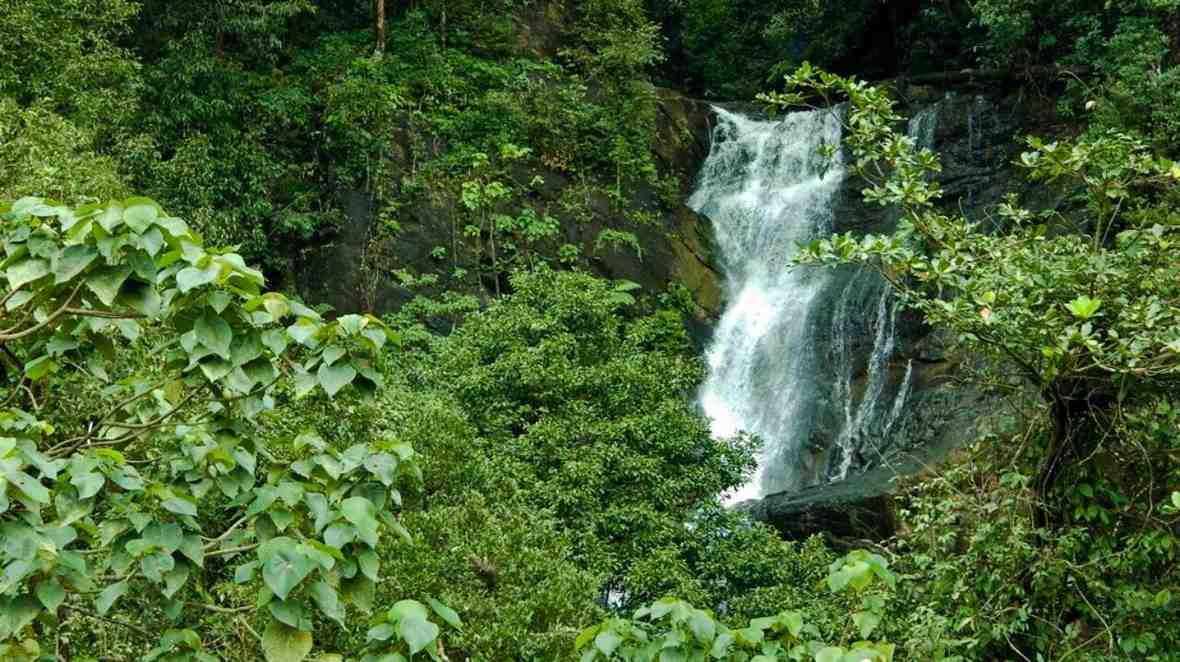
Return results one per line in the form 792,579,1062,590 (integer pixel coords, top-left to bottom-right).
745,478,897,543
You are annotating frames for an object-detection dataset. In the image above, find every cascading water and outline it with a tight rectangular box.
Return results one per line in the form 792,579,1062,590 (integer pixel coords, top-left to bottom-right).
825,105,939,481
692,105,937,502
690,107,847,502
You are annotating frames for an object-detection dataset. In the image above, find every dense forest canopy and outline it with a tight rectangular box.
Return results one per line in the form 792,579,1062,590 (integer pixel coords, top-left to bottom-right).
2,1,1180,661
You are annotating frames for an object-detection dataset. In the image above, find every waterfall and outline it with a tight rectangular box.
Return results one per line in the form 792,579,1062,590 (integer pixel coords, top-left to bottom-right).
692,105,936,502
690,107,846,501
829,278,901,481
825,105,938,481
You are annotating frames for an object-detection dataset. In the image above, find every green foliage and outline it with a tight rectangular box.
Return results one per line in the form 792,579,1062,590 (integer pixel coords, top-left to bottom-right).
565,0,665,83
381,494,605,660
969,0,1177,67
0,100,128,203
888,428,1180,659
577,550,898,661
13,1,1180,659
965,0,1180,150
0,197,432,661
1078,13,1180,152
359,598,456,660
1,0,668,287
403,269,756,596
194,267,850,661
132,29,332,267
136,0,316,64
0,0,140,115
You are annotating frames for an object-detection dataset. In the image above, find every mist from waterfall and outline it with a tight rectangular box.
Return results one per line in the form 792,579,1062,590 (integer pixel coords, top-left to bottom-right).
692,105,935,503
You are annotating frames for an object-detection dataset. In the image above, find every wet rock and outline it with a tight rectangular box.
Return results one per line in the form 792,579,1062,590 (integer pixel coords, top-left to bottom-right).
742,467,898,542
292,89,725,321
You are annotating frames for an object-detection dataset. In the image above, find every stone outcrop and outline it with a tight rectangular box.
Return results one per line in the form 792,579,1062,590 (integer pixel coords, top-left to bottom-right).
745,87,1058,541
288,87,724,327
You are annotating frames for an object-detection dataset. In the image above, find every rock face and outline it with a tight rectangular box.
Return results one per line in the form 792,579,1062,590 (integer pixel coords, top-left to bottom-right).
743,477,896,543
289,87,725,329
746,86,1056,540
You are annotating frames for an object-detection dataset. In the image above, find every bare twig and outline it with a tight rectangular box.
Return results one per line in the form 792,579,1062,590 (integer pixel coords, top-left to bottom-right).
0,282,84,341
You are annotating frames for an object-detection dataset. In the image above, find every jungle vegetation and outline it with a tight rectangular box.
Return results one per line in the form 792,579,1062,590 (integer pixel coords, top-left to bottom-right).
1,1,1179,660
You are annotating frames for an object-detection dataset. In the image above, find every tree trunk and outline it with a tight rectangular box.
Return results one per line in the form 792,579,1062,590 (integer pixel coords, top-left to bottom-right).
374,0,386,56
1169,13,1180,65
1034,393,1073,529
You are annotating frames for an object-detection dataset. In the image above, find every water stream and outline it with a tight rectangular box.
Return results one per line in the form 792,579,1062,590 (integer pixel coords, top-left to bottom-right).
691,106,928,502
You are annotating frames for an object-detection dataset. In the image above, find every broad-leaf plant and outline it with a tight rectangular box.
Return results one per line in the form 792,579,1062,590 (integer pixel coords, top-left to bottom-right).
0,197,448,661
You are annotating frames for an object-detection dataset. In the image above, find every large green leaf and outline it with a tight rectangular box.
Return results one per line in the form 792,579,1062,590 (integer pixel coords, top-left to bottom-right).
195,311,233,359
310,581,345,627
357,549,379,581
71,471,104,500
594,630,622,657
399,615,440,655
268,599,309,630
261,544,316,601
710,632,734,658
659,648,687,662
317,361,356,398
123,203,159,233
0,594,41,641
340,497,379,547
162,563,191,599
261,329,288,356
1,469,49,505
364,453,397,487
688,609,715,642
119,281,162,317
23,356,57,381
262,619,313,662
52,244,98,284
141,552,176,583
34,578,65,612
852,610,881,639
6,259,49,289
96,580,129,615
340,574,375,612
161,497,198,517
814,647,846,662
177,265,218,293
86,265,133,306
428,598,463,629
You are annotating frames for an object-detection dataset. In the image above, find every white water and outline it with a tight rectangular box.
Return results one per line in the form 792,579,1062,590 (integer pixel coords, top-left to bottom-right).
693,105,934,502
824,106,939,481
690,108,846,502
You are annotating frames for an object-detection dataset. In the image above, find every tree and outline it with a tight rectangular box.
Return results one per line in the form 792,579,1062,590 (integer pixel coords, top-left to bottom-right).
0,196,448,661
401,269,759,606
0,0,139,109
